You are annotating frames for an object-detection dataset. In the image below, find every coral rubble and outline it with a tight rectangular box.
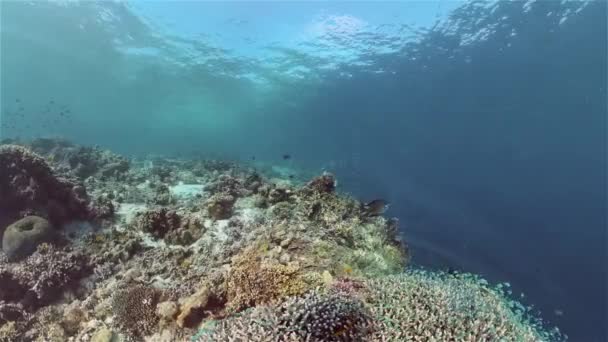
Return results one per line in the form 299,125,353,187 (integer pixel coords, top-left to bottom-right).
0,139,563,342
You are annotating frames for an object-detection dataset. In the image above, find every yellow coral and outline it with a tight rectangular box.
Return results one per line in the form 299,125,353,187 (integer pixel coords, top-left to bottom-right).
225,247,311,312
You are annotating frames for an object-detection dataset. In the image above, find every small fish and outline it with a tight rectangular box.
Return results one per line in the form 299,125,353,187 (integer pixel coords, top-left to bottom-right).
282,154,291,160
362,199,390,216
251,156,256,161
15,98,20,102
288,175,295,179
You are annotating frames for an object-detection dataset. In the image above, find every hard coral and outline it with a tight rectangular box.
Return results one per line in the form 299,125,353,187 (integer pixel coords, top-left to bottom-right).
305,173,337,194
364,271,562,341
2,216,54,261
111,285,161,337
195,291,373,342
135,208,181,239
206,193,236,220
205,174,248,197
226,248,308,312
6,244,89,307
0,144,91,225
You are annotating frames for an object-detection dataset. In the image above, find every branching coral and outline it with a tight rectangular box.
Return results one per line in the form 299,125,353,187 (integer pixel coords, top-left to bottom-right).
206,193,236,220
111,285,161,337
364,271,563,341
2,244,89,307
195,291,373,342
14,244,89,305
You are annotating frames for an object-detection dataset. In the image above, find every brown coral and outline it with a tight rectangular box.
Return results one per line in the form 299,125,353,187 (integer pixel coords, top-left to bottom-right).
225,247,309,312
206,193,236,220
135,208,181,239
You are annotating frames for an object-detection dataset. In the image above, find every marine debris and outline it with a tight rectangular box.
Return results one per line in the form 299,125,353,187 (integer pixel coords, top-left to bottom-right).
0,139,563,342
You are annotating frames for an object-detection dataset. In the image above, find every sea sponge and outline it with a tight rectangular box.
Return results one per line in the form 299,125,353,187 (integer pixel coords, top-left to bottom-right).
2,216,54,261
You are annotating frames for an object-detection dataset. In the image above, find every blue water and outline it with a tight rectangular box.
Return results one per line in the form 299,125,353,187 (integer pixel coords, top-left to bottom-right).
1,1,606,340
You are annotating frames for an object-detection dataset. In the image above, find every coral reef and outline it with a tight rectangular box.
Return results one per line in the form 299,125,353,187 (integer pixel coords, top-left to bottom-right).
0,144,92,226
0,139,562,342
363,271,561,341
194,291,373,341
1,244,89,307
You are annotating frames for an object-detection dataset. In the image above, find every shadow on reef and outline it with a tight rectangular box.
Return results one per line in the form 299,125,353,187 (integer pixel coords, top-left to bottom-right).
0,138,562,342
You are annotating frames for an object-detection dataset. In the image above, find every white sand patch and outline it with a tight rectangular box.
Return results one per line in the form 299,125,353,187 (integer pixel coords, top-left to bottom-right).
169,182,205,199
239,207,265,226
116,203,148,225
271,165,296,176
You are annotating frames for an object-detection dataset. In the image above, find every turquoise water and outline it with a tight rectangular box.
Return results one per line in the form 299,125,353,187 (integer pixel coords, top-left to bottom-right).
1,1,606,340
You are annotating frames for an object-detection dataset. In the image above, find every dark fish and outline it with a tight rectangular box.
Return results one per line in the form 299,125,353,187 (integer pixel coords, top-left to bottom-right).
251,156,256,161
288,175,295,179
15,98,20,102
282,154,291,160
362,199,390,216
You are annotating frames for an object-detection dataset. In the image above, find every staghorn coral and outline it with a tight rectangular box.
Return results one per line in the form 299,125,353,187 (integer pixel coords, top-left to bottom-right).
364,271,563,341
111,285,161,338
195,291,373,342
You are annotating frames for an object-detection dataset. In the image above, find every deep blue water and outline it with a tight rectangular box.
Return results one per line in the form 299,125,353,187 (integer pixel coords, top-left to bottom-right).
1,1,606,340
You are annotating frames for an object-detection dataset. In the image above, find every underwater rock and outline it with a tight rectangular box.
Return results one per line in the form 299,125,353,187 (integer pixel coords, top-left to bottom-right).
156,300,178,321
2,216,54,261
